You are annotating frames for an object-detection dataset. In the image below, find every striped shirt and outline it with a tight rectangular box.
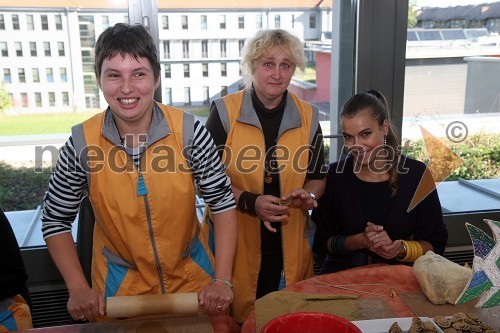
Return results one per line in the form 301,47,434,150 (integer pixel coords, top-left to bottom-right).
41,119,235,239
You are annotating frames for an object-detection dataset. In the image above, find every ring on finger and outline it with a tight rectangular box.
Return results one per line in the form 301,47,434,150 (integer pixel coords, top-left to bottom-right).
217,305,223,311
78,315,85,320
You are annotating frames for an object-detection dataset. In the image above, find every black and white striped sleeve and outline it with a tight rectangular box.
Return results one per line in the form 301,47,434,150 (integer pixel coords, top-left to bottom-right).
189,120,235,214
41,137,88,239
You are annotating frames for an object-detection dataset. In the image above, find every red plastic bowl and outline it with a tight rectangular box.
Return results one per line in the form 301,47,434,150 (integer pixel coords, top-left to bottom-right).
260,312,362,333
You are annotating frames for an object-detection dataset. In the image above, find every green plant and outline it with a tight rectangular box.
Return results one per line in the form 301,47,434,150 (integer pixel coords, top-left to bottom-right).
0,162,52,211
408,0,418,28
402,133,500,181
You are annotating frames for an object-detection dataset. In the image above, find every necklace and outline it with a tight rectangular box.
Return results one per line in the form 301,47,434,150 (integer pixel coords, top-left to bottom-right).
264,159,278,184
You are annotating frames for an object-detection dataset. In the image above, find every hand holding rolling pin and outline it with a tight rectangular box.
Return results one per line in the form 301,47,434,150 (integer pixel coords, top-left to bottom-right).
67,284,105,322
198,278,233,314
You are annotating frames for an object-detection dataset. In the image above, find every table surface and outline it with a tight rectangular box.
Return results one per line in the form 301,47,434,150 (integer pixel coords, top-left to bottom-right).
13,265,498,333
242,264,500,333
14,312,241,333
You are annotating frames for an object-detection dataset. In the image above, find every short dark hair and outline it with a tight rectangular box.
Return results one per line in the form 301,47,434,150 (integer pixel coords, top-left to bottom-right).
94,23,160,82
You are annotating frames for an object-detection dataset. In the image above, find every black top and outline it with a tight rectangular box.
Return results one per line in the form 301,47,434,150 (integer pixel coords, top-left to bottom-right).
312,156,448,274
355,176,394,225
0,207,30,305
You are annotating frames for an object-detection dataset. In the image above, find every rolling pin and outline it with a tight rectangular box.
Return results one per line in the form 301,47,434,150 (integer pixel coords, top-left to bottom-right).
106,292,200,319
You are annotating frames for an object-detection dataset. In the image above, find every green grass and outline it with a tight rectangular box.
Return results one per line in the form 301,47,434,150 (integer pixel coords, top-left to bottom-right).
184,106,210,118
0,108,210,136
0,111,99,136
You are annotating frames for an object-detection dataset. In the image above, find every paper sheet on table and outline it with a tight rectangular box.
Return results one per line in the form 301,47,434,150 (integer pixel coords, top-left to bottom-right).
255,291,395,333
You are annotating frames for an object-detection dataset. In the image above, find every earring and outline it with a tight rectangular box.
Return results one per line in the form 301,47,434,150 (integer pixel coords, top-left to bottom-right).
384,135,387,146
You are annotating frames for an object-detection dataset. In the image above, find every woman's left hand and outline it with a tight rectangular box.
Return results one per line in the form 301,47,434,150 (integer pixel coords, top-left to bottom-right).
281,189,318,211
198,280,233,314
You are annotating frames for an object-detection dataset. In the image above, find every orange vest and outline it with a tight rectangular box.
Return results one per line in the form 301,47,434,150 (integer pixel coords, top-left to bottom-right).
73,104,214,312
213,89,317,322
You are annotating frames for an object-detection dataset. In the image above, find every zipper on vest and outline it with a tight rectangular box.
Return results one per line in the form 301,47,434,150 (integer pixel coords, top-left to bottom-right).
136,169,148,196
137,161,166,294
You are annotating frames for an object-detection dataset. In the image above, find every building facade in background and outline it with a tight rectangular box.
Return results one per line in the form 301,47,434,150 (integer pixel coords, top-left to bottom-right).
0,0,332,112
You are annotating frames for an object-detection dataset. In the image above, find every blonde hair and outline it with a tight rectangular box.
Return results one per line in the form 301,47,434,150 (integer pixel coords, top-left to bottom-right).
240,29,305,88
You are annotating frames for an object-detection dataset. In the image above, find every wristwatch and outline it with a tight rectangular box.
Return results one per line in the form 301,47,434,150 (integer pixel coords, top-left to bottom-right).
308,192,317,201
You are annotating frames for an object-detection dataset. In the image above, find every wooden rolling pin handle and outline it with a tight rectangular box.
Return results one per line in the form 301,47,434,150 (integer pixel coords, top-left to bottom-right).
106,292,200,319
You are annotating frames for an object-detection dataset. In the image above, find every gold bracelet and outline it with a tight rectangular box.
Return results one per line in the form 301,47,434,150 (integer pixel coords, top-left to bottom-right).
399,240,413,262
399,240,423,263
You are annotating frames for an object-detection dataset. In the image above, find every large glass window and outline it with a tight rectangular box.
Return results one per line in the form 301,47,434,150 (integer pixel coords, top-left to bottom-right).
403,1,500,215
5,1,497,313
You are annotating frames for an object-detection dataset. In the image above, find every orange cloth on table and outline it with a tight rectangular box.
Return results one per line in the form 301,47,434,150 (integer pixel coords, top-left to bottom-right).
243,264,421,333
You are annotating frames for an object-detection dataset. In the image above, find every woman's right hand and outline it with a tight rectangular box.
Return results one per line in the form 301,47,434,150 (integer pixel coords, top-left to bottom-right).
255,195,290,232
363,222,392,251
67,285,105,322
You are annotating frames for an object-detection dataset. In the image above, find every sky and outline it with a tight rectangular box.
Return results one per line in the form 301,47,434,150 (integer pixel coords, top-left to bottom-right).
417,0,496,7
